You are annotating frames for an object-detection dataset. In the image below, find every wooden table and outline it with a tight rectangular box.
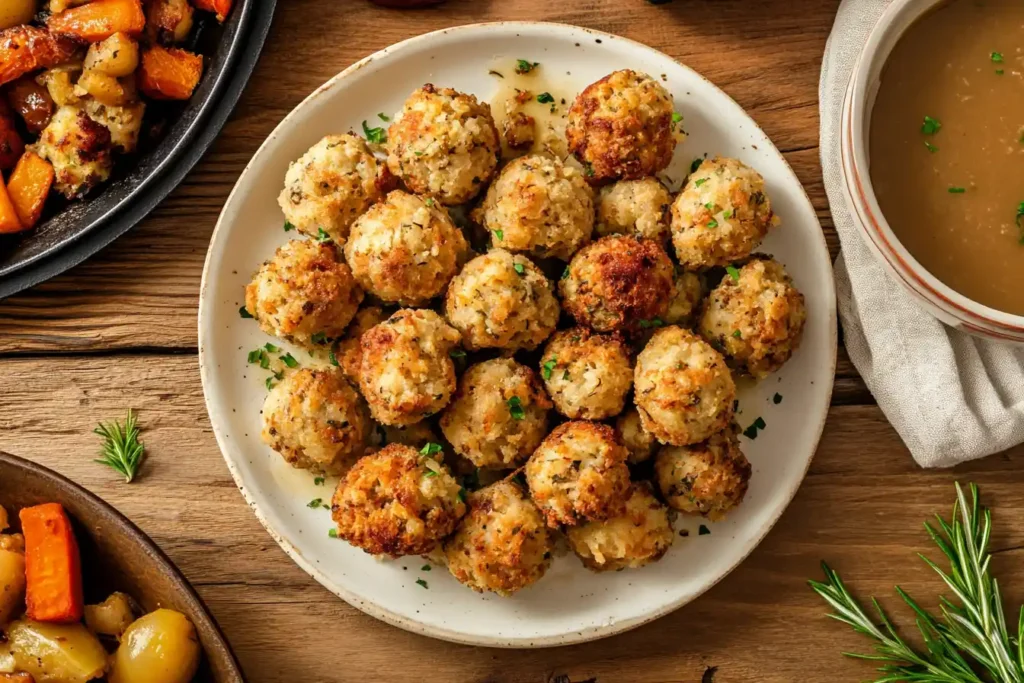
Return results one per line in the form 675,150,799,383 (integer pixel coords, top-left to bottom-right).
4,1,1024,681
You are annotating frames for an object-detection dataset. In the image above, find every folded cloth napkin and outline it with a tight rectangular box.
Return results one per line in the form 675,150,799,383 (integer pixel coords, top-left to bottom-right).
820,0,1024,467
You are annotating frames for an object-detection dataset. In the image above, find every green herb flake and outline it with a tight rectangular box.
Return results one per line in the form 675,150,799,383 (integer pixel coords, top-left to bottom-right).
315,227,332,243
507,396,526,420
328,348,339,367
328,528,338,538
541,358,558,380
583,163,595,177
279,353,299,368
308,498,323,509
415,578,429,589
690,158,703,174
726,265,741,282
694,177,708,187
698,525,711,536
536,92,554,104
732,330,742,339
449,349,467,359
707,219,719,229
515,59,539,74
421,564,432,571
996,69,1005,75
265,376,276,390
264,342,279,353
723,210,733,219
921,115,942,135
561,266,570,280
238,306,253,319
924,141,939,153
671,112,683,123
425,197,435,207
948,186,967,194
513,262,525,275
377,112,390,122
423,470,438,478
283,221,295,232
493,229,504,242
638,318,664,329
362,120,387,144
94,410,146,483
562,369,570,380
311,332,328,345
457,487,467,503
742,416,767,439
247,349,262,364
704,202,715,211
773,392,783,405
314,476,325,486
420,442,443,457
991,51,1004,63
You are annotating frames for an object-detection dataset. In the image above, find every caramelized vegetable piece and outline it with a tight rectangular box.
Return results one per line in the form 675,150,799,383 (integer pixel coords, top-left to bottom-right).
83,32,139,77
146,0,194,44
0,26,78,88
18,503,83,624
7,620,107,683
0,673,35,683
138,45,202,100
48,0,146,43
84,591,134,637
7,77,56,134
7,152,54,229
0,178,24,234
75,69,131,106
0,542,27,623
0,1,36,32
192,0,233,22
109,609,201,683
0,104,24,171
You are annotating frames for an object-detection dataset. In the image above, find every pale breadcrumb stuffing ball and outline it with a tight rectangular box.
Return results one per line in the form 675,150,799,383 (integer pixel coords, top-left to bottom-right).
444,479,553,596
616,407,657,464
472,154,594,261
440,358,551,469
344,190,468,306
386,84,500,205
334,306,389,385
698,257,807,378
655,426,751,520
358,309,461,426
634,326,736,446
277,134,389,244
664,269,704,327
671,157,778,269
566,69,678,184
595,178,672,244
443,249,559,351
566,483,674,572
525,421,631,528
31,105,114,198
331,444,466,557
261,368,372,476
539,328,633,421
244,239,363,348
560,234,674,333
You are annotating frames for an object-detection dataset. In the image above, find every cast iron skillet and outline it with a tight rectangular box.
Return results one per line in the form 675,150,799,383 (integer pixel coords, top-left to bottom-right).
0,450,245,682
0,0,278,299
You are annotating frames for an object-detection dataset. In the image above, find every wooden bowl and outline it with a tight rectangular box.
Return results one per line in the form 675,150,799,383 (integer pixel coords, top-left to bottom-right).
0,451,245,683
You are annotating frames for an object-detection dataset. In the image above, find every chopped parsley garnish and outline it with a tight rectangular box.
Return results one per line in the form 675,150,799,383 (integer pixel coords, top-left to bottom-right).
513,262,525,275
493,229,504,241
421,564,432,571
279,353,299,368
449,349,467,359
362,120,387,144
996,69,1005,75
583,163,595,177
265,376,277,390
283,221,295,232
420,442,443,457
424,470,438,478
638,318,664,329
415,578,429,589
314,476,325,486
690,158,703,174
315,227,332,243
707,219,719,229
536,92,554,104
924,141,939,153
541,358,558,380
694,177,707,187
948,186,966,194
732,330,742,339
515,59,539,74
425,197,435,207
742,416,767,439
248,347,271,369
671,112,683,123
726,265,741,281
562,369,570,380
561,266,570,280
698,524,711,536
328,528,338,538
723,210,733,219
264,342,279,353
457,487,467,503
991,51,1004,63
414,151,424,156
328,348,339,367
507,396,526,420
704,202,715,211
921,115,942,135
377,112,390,122
311,332,328,345
773,392,783,405
308,498,323,509
239,306,253,319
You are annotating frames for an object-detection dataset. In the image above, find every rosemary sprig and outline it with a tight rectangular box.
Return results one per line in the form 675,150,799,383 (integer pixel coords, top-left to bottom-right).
94,410,146,483
810,483,1024,683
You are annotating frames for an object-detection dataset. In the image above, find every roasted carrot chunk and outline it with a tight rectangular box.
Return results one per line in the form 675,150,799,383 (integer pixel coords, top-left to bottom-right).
7,151,55,229
138,44,203,100
48,0,146,43
19,503,84,624
0,26,78,88
0,177,24,234
192,0,233,22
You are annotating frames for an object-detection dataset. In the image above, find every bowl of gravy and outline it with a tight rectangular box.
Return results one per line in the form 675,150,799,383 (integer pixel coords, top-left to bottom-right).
841,0,1024,342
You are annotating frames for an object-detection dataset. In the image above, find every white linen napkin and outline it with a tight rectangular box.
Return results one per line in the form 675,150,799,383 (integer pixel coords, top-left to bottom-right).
820,0,1024,467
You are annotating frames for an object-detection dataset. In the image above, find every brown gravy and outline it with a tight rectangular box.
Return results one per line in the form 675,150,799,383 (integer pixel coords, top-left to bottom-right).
869,0,1024,315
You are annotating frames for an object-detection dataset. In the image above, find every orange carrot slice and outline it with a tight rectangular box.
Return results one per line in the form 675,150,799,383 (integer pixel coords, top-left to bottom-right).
19,503,84,624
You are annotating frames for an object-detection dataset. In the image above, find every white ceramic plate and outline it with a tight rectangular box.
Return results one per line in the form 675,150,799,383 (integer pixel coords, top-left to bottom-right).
198,22,837,647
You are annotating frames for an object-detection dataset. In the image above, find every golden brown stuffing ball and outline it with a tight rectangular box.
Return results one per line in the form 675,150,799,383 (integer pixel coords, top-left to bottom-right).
358,309,461,426
344,190,468,306
261,368,372,476
566,483,674,571
595,178,672,244
634,326,735,446
664,268,704,327
616,407,657,464
525,421,631,528
655,426,751,520
698,257,807,379
539,328,633,421
334,306,389,386
244,239,363,348
671,156,778,269
386,84,500,205
277,134,389,244
443,479,553,596
440,358,551,470
565,69,677,184
331,444,466,557
443,249,559,351
471,154,594,261
560,234,674,333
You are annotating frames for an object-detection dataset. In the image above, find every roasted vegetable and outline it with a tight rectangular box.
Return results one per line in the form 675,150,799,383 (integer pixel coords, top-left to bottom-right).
48,0,146,43
7,151,54,228
109,609,201,683
75,69,132,106
7,76,55,133
19,503,83,624
0,102,24,171
83,591,134,637
0,0,36,32
0,673,35,683
83,32,139,77
7,619,108,683
0,178,24,234
0,26,78,88
38,64,83,107
138,45,202,100
0,533,26,621
192,0,233,22
146,0,194,43
30,105,113,198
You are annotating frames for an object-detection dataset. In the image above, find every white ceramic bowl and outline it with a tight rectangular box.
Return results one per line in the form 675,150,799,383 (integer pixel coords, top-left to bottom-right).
198,22,837,647
841,0,1024,343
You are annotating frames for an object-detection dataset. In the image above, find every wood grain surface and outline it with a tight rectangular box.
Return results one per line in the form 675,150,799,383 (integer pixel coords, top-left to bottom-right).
3,1,1021,681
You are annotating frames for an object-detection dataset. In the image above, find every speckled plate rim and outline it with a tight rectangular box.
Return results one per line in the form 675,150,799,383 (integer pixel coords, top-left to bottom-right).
198,21,838,648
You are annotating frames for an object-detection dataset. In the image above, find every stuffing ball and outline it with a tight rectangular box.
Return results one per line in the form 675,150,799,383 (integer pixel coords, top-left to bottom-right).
334,306,389,385
664,269,704,327
595,178,672,244
331,444,466,557
244,239,363,347
560,234,674,333
616,407,657,464
634,326,736,446
261,368,372,476
671,157,778,269
539,328,633,421
386,84,500,205
440,358,551,469
31,105,114,198
472,154,594,261
443,479,553,596
344,190,468,306
358,309,461,426
525,421,631,528
443,249,559,351
566,483,674,572
277,134,388,244
655,427,751,520
565,69,677,184
698,257,807,378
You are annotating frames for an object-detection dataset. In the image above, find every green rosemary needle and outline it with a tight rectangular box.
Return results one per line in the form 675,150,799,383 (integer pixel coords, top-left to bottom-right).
94,410,146,483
